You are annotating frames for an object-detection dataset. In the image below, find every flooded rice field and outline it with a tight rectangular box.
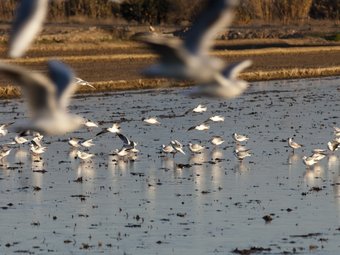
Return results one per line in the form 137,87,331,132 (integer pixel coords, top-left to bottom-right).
1,77,340,254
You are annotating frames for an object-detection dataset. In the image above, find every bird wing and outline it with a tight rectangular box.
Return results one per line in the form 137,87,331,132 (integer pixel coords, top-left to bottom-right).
139,35,183,64
0,62,57,117
47,60,76,110
222,60,252,79
9,0,48,58
96,129,108,136
117,133,130,146
183,0,238,55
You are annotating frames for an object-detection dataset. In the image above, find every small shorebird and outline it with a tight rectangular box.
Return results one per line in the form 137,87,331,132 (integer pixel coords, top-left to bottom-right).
188,123,210,131
143,117,160,125
84,119,98,129
0,123,13,137
162,144,175,154
288,137,302,152
171,140,185,155
30,144,46,155
117,133,138,153
328,140,340,152
0,147,11,161
76,151,94,161
205,115,225,123
302,156,317,168
233,133,249,142
210,136,224,146
311,152,326,162
234,148,251,161
80,139,95,148
188,143,205,154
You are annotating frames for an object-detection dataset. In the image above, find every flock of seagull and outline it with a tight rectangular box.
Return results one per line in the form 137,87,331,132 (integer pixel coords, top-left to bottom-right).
0,0,336,171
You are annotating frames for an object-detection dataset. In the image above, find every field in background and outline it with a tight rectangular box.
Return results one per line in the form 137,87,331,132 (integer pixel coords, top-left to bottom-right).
0,24,339,98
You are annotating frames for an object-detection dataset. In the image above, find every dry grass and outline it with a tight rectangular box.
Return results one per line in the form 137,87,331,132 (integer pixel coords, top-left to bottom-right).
0,66,339,99
3,46,340,65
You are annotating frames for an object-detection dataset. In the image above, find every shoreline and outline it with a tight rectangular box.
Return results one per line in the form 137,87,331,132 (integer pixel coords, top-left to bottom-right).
0,66,339,99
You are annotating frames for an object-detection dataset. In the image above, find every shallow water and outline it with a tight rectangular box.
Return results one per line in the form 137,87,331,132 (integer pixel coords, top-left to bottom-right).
1,77,340,254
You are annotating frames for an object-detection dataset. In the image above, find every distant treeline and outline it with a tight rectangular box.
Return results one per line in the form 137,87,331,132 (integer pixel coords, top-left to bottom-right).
0,0,338,24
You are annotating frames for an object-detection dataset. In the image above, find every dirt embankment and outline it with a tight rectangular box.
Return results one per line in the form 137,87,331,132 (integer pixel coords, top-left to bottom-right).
0,26,339,98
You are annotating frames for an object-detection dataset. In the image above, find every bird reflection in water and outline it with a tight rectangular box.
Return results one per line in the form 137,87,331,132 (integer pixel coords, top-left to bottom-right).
303,164,324,187
76,160,95,179
328,154,339,171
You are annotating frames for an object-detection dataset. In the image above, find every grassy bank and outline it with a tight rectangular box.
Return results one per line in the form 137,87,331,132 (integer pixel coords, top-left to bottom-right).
0,66,339,99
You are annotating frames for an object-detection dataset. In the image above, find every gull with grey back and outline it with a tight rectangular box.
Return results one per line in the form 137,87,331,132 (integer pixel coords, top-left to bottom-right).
139,0,251,99
0,61,84,135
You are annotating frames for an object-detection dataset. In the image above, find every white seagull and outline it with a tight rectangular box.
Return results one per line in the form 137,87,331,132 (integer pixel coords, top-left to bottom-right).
0,147,11,161
162,144,175,154
288,137,303,152
184,104,207,115
96,123,121,136
188,143,205,153
210,136,224,146
0,61,84,135
233,133,249,142
188,123,210,131
9,0,49,58
76,151,94,161
171,140,185,155
302,156,317,168
0,123,12,137
234,148,251,161
139,0,251,99
143,117,160,125
206,115,225,122
74,77,95,89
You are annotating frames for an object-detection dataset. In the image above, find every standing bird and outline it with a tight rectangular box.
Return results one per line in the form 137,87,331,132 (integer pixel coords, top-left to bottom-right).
0,61,84,135
76,151,94,161
210,136,224,146
188,143,205,154
9,0,49,58
233,133,249,143
171,140,186,155
139,0,251,99
288,137,302,153
302,156,317,169
0,123,12,137
0,147,11,162
234,148,251,161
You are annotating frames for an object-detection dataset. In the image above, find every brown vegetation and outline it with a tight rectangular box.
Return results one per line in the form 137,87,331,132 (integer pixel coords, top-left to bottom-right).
0,0,338,24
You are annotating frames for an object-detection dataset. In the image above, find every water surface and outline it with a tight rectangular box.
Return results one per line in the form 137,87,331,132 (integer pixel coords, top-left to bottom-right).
1,77,340,254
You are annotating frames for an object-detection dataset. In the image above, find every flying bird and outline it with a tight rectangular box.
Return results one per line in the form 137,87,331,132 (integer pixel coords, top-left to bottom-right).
9,0,49,58
0,60,85,135
139,0,251,99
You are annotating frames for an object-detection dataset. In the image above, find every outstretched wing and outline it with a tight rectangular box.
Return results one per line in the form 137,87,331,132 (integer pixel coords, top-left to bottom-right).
0,62,56,117
223,60,252,79
138,35,183,64
9,0,49,58
47,60,76,110
183,0,238,55
117,133,130,146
